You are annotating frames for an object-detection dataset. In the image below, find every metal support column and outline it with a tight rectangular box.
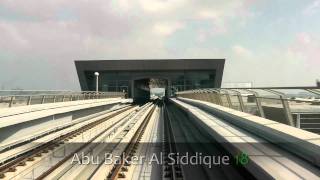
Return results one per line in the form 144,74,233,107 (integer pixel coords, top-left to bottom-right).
221,90,233,109
27,96,32,105
212,89,223,106
245,90,265,118
264,89,294,126
237,94,245,112
9,96,14,107
281,97,294,126
41,95,45,104
226,89,245,112
296,113,301,128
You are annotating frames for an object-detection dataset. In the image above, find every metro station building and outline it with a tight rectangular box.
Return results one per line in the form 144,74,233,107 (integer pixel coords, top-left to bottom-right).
75,59,225,101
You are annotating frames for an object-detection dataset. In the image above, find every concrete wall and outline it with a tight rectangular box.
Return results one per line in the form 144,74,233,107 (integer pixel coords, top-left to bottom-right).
0,99,130,147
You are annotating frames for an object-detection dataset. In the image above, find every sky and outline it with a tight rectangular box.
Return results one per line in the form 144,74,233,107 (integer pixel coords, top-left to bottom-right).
0,0,319,90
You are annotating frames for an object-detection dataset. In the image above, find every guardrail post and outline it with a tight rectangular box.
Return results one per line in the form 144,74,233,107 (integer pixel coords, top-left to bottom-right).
192,92,197,100
204,91,212,102
53,95,56,103
237,94,245,112
200,92,205,101
196,92,201,100
212,92,223,106
41,95,46,104
199,91,206,101
217,92,223,106
255,96,265,118
27,96,32,105
224,92,233,109
226,89,245,112
62,95,65,102
206,91,216,104
281,97,294,126
296,113,301,128
212,93,218,105
245,90,265,118
264,89,294,127
9,96,14,107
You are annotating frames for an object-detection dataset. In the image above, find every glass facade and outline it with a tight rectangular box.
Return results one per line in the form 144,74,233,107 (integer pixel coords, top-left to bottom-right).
171,71,216,92
84,70,216,97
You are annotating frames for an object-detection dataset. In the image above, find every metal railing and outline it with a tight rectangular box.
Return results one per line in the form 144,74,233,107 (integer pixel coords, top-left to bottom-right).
292,112,320,134
176,87,320,132
0,90,126,109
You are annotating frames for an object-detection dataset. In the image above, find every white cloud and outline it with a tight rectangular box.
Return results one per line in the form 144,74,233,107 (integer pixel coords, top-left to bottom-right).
0,22,28,49
232,45,253,57
288,32,320,67
197,10,220,19
0,1,318,89
194,1,254,37
138,0,184,13
152,22,184,36
303,0,320,16
113,0,131,11
297,32,311,44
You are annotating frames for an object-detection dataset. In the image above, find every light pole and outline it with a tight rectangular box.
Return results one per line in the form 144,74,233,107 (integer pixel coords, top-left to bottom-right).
94,72,99,93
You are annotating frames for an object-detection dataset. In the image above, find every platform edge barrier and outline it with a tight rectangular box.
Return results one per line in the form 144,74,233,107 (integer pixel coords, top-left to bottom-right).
174,97,320,168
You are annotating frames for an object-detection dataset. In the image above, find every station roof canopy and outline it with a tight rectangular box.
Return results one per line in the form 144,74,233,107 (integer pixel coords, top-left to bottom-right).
75,59,225,71
75,59,225,90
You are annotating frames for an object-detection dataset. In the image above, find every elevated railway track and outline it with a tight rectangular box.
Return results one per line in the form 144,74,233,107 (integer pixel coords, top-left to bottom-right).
0,96,319,179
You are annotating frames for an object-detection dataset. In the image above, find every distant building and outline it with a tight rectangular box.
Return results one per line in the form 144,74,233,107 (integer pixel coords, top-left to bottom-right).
75,59,225,101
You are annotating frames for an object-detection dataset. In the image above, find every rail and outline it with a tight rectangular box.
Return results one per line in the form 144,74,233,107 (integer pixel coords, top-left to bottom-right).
0,106,134,179
163,102,184,180
0,90,126,108
108,104,156,180
176,87,320,130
